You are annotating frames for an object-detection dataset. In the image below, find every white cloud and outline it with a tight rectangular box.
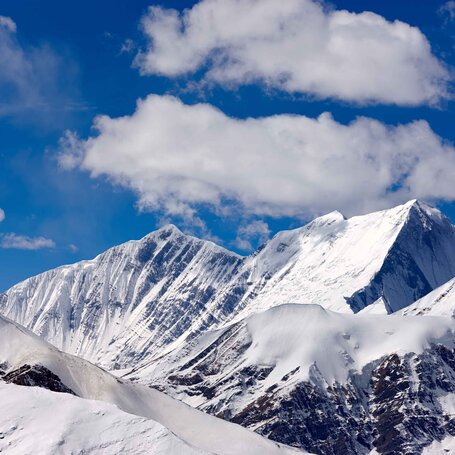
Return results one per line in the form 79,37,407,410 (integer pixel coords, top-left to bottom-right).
59,95,455,219
0,16,16,32
0,15,80,121
134,0,451,105
235,220,271,251
68,243,78,253
58,131,85,170
0,209,4,223
0,233,56,250
439,1,455,22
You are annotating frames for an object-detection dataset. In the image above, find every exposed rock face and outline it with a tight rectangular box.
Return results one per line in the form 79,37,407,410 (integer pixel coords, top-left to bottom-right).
229,377,372,455
148,347,455,455
130,304,455,455
1,364,76,396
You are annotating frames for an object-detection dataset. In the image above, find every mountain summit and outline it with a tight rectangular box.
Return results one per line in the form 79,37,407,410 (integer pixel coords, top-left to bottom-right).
223,199,455,319
0,224,243,369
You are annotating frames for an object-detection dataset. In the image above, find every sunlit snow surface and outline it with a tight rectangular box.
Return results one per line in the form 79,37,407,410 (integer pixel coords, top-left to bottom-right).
402,277,455,317
0,383,209,455
0,314,303,455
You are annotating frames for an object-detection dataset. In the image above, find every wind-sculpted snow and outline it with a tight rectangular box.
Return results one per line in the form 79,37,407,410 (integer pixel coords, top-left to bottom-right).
129,303,455,388
0,314,303,455
130,304,455,454
1,200,455,371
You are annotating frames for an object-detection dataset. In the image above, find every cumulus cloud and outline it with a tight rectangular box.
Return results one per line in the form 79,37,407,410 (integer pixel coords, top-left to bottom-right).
0,15,81,121
58,95,455,219
0,209,5,223
0,233,56,250
235,220,271,251
134,0,451,105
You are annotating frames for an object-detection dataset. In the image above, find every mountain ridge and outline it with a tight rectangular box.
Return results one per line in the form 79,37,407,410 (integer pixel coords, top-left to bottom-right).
1,199,454,371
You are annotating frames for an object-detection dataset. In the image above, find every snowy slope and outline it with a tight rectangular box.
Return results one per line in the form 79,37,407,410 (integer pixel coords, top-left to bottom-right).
0,314,302,455
0,225,243,369
130,303,455,392
130,304,455,454
228,199,455,319
401,277,455,317
1,199,454,371
0,382,210,455
422,435,455,454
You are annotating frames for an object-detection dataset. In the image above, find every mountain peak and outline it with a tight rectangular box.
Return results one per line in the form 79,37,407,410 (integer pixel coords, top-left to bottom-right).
140,223,184,243
401,198,435,214
158,223,182,233
156,223,183,234
342,198,455,313
402,199,447,227
312,210,346,225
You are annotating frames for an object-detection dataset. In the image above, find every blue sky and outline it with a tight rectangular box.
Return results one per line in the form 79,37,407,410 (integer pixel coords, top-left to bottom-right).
0,0,454,291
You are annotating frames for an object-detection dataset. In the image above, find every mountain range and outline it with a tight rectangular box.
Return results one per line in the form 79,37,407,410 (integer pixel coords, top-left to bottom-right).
2,199,455,454
2,200,455,369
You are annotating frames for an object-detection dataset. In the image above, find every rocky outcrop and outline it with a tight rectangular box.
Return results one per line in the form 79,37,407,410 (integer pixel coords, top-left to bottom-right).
137,303,455,455
2,364,76,396
220,349,455,454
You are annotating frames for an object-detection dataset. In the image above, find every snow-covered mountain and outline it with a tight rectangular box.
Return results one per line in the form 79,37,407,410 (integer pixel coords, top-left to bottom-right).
223,199,455,319
1,199,454,371
0,225,244,369
0,313,302,455
401,276,455,317
127,304,455,454
2,199,455,454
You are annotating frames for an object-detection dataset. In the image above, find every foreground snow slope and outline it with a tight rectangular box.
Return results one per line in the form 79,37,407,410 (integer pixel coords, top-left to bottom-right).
130,304,455,454
0,382,210,455
1,199,454,371
0,314,302,455
402,276,455,317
